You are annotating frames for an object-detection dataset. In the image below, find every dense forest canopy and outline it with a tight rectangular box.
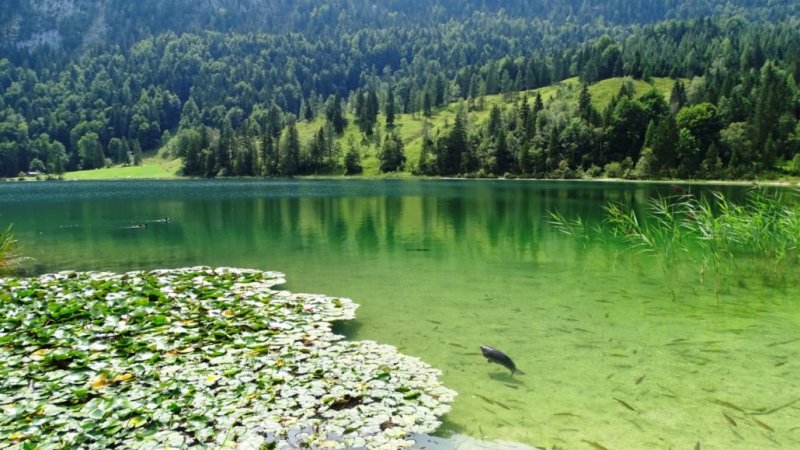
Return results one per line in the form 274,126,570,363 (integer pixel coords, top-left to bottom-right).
3,0,798,59
0,0,799,179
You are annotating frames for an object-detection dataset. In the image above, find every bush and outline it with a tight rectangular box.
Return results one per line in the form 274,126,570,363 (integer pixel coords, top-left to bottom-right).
585,165,603,178
791,153,800,174
603,162,624,178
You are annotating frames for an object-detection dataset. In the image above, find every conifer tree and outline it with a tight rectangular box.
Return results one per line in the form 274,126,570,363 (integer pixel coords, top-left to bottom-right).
670,80,687,114
385,89,396,128
279,121,300,175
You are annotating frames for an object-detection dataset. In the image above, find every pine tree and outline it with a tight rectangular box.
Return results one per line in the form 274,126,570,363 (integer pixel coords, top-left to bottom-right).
280,121,300,176
650,115,679,176
578,84,598,124
670,80,687,114
379,133,406,172
131,139,143,167
344,140,362,175
217,119,235,175
439,107,469,175
423,91,432,118
179,98,201,129
368,90,379,127
487,105,503,140
325,95,346,134
267,104,283,138
533,92,544,115
415,122,436,175
385,89,396,128
519,96,530,124
300,99,314,122
752,61,796,163
309,127,326,172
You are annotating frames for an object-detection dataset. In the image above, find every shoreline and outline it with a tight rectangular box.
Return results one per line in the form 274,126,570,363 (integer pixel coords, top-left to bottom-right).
6,174,799,188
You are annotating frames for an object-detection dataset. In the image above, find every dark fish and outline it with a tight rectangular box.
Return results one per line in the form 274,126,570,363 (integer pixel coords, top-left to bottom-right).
768,337,800,347
480,345,524,375
613,397,636,412
581,440,610,450
474,393,511,410
709,399,747,413
722,412,738,427
752,417,774,432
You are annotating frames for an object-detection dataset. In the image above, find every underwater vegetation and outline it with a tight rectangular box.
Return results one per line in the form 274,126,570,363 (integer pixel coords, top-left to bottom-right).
550,188,800,296
0,267,455,449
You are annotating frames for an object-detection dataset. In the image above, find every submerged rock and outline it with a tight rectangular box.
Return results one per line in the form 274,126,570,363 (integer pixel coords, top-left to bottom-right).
0,267,456,449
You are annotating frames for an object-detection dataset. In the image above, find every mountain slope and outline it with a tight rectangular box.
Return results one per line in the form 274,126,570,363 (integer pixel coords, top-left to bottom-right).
2,0,798,56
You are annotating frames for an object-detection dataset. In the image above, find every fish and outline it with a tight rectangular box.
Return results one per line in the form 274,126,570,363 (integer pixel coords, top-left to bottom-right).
480,345,524,375
722,412,738,427
613,397,636,412
474,393,511,410
709,399,747,413
768,337,800,347
581,439,610,450
751,417,774,432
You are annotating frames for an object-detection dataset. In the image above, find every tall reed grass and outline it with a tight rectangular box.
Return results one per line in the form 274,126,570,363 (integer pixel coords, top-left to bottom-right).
550,188,800,295
0,225,24,275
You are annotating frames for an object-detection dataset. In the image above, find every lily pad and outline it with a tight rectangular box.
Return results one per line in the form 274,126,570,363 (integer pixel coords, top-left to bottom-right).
0,267,455,449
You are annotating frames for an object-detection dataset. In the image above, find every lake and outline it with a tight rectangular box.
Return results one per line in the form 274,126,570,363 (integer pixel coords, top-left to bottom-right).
2,179,799,449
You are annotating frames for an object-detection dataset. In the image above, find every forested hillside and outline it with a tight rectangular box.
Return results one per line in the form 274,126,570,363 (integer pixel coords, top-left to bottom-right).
3,0,797,58
1,1,799,179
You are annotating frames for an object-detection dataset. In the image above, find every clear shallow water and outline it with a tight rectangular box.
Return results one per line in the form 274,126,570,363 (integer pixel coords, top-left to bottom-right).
2,179,799,449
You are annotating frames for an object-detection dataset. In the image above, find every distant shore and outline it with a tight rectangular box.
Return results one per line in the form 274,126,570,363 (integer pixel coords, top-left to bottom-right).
5,173,799,188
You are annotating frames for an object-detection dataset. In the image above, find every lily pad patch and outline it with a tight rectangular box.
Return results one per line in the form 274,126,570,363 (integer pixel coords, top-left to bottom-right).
0,267,455,449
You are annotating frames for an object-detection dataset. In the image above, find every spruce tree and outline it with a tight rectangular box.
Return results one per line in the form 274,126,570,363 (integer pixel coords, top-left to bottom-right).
385,89,396,128
279,121,300,176
670,80,687,114
423,91,432,118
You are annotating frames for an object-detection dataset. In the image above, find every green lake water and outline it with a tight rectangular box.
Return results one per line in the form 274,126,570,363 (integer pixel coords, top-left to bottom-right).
1,179,799,449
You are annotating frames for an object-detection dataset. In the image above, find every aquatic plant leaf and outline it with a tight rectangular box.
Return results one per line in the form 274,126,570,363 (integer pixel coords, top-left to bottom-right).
0,267,455,449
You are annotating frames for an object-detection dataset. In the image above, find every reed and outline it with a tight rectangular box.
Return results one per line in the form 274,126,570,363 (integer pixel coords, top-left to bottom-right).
0,225,26,275
688,189,800,286
550,188,800,295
